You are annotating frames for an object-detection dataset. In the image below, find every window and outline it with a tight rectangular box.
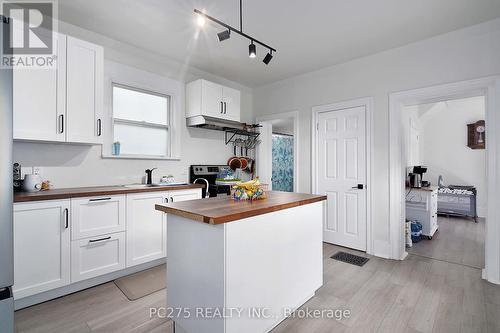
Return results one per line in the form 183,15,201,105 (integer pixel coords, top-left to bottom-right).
112,84,171,157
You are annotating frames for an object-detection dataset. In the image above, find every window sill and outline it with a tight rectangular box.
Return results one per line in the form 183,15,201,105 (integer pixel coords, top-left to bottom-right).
102,154,180,161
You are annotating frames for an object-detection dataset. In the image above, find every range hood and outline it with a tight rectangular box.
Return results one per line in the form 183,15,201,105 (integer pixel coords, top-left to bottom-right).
186,115,248,132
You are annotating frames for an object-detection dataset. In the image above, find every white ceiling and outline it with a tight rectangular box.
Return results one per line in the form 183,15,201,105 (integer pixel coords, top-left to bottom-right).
59,0,500,87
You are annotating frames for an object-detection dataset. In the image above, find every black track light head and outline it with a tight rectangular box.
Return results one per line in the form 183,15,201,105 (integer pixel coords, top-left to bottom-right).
217,29,231,42
263,50,273,65
249,41,256,58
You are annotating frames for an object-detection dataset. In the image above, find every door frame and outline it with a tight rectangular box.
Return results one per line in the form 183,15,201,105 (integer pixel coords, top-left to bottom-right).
256,111,300,192
389,76,500,285
312,97,374,255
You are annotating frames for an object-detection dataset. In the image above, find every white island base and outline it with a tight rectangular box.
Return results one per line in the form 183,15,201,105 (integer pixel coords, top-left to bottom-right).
166,201,324,333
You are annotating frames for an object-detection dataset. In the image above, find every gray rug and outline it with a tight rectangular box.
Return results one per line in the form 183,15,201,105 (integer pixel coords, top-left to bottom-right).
114,264,166,301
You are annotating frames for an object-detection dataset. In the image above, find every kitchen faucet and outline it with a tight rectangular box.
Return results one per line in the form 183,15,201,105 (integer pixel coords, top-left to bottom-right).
145,168,157,185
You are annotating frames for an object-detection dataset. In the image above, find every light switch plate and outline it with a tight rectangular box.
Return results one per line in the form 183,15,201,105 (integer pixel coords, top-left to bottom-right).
33,167,42,175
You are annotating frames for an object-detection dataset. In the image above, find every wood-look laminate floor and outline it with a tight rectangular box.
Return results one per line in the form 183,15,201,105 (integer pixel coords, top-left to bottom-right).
408,216,485,268
15,243,500,333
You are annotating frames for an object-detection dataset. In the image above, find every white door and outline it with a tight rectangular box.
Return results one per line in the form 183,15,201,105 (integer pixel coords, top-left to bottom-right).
13,200,71,299
201,80,224,118
317,106,367,251
222,86,241,122
66,36,104,144
126,192,167,267
13,33,66,142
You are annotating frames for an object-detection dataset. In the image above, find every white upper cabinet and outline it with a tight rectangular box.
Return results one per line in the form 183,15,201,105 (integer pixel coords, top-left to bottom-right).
13,34,104,144
13,33,66,142
66,36,104,144
222,86,241,122
186,79,241,122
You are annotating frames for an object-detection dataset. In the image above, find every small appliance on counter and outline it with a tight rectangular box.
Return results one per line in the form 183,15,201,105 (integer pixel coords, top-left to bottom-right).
408,166,429,188
13,163,22,192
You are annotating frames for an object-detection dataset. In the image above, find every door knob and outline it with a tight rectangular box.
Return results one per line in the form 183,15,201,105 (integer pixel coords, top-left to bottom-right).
352,184,364,189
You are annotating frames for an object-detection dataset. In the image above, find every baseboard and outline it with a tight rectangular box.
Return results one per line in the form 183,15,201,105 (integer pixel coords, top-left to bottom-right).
14,258,166,310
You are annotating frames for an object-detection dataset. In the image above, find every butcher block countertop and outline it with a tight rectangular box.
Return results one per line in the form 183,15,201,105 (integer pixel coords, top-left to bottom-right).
155,191,327,225
14,184,205,203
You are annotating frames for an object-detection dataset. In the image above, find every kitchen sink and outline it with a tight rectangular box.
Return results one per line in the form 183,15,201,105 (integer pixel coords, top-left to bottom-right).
123,183,188,188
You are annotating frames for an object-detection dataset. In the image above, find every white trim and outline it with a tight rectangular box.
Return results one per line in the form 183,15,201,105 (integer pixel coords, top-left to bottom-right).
256,111,300,192
311,97,374,255
389,76,500,285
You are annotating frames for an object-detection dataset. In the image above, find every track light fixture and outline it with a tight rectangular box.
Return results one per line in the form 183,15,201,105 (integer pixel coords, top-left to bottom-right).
194,0,276,65
263,50,273,65
217,29,231,42
249,41,256,58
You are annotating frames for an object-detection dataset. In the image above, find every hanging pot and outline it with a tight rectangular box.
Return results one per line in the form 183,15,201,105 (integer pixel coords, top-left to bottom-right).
228,156,242,170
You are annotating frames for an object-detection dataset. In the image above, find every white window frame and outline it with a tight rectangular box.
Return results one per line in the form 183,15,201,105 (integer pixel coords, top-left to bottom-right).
103,82,174,159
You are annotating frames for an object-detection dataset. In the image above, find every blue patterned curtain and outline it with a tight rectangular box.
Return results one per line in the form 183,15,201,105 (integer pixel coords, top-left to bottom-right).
272,134,294,192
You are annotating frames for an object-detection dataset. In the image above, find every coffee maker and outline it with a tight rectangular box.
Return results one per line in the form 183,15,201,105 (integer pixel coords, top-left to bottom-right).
408,166,428,188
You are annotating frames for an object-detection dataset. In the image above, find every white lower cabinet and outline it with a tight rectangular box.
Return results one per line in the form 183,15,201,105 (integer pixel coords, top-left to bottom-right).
13,200,71,299
169,189,203,203
126,192,168,267
71,195,126,240
71,232,126,282
13,188,202,301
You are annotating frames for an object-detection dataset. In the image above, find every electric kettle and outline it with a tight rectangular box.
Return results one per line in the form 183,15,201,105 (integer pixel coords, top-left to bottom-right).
23,174,43,192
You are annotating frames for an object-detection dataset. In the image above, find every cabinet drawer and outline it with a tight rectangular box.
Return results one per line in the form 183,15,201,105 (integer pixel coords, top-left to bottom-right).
71,232,126,282
71,195,125,240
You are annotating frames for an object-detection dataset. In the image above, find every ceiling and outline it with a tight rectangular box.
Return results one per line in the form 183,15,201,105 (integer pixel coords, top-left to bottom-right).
59,0,500,87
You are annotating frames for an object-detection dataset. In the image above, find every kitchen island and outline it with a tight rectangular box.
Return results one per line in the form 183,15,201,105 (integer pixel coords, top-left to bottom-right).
155,191,327,333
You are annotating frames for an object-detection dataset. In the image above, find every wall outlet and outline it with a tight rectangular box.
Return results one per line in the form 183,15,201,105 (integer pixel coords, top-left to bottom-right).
33,167,42,175
21,167,32,179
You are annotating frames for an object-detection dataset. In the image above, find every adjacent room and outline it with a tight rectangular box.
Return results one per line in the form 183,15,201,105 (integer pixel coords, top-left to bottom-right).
2,1,500,333
403,96,487,268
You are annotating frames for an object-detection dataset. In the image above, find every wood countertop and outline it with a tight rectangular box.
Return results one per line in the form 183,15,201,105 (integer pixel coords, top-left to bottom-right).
155,191,327,225
14,184,205,203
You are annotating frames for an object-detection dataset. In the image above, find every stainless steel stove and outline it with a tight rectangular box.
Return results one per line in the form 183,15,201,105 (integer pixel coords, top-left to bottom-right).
189,165,232,198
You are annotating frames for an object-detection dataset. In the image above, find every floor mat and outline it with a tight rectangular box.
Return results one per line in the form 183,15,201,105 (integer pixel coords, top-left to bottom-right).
330,251,369,267
114,264,166,301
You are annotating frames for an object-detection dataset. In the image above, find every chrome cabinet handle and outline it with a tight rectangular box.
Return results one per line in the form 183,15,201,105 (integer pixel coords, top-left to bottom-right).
64,208,69,229
170,197,174,203
97,119,102,136
224,102,227,114
220,101,223,113
59,114,64,133
88,236,111,244
89,197,112,203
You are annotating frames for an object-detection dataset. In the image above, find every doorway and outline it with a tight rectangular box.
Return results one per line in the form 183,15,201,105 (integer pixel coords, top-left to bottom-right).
256,111,299,192
402,96,486,268
389,76,500,285
312,98,373,253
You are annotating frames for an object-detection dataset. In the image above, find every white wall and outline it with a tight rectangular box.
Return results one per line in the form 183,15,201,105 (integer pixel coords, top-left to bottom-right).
253,18,500,257
417,97,487,216
13,21,254,188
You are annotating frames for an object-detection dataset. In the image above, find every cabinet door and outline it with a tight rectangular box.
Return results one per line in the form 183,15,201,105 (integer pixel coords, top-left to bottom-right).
126,192,167,267
201,80,224,118
13,200,70,299
222,86,241,122
71,195,126,240
66,36,104,144
169,189,202,203
71,232,126,282
13,33,66,142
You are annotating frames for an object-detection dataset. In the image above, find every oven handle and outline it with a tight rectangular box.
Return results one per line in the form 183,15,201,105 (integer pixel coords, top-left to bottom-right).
193,178,210,198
